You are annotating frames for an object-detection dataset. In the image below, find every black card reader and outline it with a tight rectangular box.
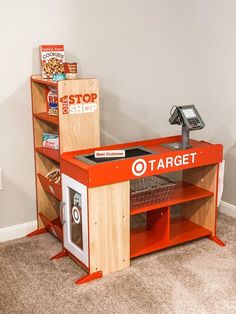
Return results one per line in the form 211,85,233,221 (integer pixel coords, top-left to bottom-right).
164,104,205,150
169,105,205,131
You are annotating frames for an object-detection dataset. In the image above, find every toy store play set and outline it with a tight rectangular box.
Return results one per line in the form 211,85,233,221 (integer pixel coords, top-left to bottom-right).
28,45,225,285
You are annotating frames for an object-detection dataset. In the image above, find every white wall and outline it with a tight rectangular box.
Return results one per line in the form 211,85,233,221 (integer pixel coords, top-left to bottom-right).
0,0,84,228
0,0,236,229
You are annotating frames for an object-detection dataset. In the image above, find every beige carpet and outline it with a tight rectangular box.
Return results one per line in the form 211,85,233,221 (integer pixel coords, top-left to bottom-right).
0,213,235,314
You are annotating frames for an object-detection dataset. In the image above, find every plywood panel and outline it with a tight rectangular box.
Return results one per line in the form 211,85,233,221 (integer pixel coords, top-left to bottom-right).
88,181,130,275
36,183,59,228
181,165,218,235
33,118,58,147
31,81,47,114
35,152,59,228
58,79,100,153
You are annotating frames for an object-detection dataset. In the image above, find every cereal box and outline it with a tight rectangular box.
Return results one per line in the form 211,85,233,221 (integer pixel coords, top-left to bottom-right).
40,45,65,78
45,87,58,115
64,62,78,79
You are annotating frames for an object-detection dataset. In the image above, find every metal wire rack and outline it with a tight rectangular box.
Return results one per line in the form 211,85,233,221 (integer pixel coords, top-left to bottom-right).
130,175,176,209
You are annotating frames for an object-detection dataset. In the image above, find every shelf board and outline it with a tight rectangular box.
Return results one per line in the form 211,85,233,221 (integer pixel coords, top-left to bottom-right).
34,112,59,126
130,217,212,258
39,212,63,242
31,75,58,87
130,181,214,215
35,147,60,163
37,173,61,200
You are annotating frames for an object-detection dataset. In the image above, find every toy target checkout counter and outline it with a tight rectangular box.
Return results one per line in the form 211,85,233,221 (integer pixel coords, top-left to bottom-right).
60,105,224,284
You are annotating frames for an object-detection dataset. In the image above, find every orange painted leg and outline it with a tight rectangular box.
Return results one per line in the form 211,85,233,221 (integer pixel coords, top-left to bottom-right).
27,228,47,237
75,271,103,285
50,250,68,260
208,235,225,246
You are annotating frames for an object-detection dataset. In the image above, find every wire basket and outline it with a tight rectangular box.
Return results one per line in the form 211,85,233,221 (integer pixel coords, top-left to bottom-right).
130,175,176,209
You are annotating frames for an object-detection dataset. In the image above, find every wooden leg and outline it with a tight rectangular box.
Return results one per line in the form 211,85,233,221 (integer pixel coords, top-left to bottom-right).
75,271,103,285
50,250,68,260
27,228,47,237
208,235,225,246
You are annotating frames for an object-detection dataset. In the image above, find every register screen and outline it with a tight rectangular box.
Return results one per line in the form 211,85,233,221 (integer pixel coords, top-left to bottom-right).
74,148,151,163
182,108,196,118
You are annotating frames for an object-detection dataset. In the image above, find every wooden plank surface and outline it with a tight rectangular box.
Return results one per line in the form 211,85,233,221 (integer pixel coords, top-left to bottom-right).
88,181,130,275
31,75,58,87
33,118,58,148
31,81,48,114
181,164,218,235
58,79,100,153
35,147,60,163
34,112,59,125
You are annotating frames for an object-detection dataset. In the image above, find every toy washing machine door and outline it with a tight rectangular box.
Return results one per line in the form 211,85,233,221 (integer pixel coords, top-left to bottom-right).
61,174,89,267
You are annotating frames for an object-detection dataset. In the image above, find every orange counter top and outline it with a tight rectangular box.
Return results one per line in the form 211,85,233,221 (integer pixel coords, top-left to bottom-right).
61,135,223,187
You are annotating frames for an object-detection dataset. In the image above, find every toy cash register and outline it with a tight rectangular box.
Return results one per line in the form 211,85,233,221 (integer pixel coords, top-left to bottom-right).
58,104,224,284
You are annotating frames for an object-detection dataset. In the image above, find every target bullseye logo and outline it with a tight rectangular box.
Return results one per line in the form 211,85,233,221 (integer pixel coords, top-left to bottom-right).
132,159,147,176
72,206,81,224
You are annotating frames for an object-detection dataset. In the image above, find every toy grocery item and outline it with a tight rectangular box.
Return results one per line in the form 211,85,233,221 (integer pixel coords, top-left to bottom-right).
64,62,78,79
46,87,58,116
40,45,65,78
52,73,66,81
42,132,59,150
49,102,58,116
46,166,61,184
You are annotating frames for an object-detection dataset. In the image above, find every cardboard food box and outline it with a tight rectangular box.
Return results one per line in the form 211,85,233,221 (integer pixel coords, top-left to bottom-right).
40,45,65,78
42,133,59,150
45,87,58,115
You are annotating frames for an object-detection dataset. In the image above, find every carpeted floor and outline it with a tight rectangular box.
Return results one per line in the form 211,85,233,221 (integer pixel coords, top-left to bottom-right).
0,213,235,314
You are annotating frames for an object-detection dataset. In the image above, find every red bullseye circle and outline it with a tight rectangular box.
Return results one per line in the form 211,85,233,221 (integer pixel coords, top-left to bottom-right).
132,159,147,176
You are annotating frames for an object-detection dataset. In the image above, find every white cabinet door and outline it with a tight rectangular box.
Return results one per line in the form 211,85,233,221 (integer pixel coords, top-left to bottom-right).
62,174,89,267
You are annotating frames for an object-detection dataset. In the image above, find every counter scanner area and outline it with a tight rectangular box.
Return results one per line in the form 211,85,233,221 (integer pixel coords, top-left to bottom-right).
61,135,223,188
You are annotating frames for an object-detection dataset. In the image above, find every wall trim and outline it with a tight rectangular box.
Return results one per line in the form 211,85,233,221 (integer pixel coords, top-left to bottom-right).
219,201,236,218
0,220,37,243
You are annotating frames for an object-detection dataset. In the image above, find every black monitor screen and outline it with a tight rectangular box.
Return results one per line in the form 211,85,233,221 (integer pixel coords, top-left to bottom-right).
75,148,151,163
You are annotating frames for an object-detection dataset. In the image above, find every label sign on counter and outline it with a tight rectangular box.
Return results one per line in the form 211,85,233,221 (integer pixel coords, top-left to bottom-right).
132,152,197,176
95,150,125,158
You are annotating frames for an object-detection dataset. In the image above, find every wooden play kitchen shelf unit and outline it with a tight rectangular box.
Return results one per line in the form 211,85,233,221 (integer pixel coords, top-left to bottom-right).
28,79,225,285
29,75,100,241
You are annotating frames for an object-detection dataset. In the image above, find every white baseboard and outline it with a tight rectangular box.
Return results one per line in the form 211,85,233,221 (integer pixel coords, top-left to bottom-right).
0,220,37,243
219,201,236,218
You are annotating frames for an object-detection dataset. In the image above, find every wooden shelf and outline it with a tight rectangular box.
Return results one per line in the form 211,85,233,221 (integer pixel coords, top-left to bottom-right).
39,212,63,242
31,75,58,87
34,112,59,126
170,216,211,242
35,147,60,163
130,181,214,215
31,76,100,233
37,173,61,200
130,217,212,258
